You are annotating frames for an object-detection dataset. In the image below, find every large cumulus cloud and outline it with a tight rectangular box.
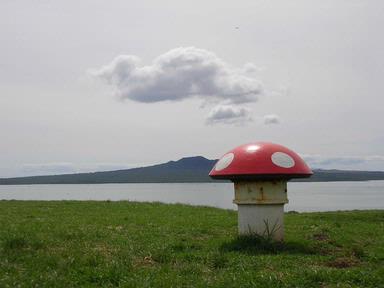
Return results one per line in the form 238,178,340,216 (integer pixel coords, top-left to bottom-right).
302,155,384,170
92,47,266,124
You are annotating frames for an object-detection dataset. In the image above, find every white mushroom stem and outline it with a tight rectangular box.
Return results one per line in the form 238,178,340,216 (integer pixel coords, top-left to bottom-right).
233,180,288,241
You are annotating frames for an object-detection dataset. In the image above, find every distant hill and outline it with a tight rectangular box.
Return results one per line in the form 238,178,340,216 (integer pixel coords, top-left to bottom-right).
1,156,384,185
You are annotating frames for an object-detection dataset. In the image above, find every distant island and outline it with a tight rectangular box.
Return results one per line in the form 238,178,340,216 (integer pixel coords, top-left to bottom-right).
1,156,384,185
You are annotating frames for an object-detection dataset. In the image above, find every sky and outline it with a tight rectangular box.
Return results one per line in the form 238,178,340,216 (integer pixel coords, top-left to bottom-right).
1,0,384,177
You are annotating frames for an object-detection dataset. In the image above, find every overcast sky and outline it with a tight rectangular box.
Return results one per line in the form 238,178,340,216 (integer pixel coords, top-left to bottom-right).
1,0,384,177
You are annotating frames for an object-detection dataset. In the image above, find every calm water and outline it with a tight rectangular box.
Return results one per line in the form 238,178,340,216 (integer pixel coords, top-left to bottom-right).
0,181,383,212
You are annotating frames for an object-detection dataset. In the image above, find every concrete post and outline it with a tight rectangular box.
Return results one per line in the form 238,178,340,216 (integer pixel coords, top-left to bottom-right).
233,180,288,241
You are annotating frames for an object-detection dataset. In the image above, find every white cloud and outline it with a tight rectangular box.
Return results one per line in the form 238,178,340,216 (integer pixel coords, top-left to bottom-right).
92,47,263,124
302,154,384,170
206,105,252,125
17,162,144,177
82,163,140,172
263,114,280,125
21,163,76,176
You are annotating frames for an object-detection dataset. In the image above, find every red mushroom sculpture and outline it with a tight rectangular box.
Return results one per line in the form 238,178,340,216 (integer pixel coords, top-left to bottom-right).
209,142,312,241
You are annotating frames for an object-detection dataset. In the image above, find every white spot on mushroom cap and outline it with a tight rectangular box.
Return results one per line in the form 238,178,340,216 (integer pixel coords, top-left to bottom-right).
214,153,234,171
271,152,295,168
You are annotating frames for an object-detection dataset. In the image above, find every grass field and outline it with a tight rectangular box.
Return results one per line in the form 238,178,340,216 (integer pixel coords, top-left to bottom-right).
0,201,383,287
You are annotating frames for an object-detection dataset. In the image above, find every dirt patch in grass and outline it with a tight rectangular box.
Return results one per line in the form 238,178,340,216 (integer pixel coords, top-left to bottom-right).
133,255,156,267
313,232,330,242
326,256,360,269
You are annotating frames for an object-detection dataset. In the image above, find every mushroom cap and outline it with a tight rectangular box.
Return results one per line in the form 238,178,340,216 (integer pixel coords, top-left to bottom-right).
209,142,313,181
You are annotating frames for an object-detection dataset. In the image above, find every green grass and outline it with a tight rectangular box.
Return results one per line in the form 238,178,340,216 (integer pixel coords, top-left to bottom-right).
0,201,383,287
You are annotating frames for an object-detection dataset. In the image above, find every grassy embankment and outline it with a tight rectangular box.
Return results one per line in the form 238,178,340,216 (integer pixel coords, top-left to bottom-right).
0,201,383,287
